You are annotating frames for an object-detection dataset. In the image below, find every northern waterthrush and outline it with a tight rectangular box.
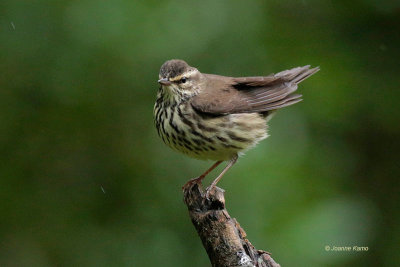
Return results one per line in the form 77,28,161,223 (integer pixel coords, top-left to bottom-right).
154,59,319,194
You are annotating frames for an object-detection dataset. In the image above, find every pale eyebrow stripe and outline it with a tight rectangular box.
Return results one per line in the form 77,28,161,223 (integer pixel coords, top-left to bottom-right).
170,70,196,82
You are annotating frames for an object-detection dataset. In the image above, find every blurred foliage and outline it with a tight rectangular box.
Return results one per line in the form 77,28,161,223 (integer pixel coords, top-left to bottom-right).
0,0,399,266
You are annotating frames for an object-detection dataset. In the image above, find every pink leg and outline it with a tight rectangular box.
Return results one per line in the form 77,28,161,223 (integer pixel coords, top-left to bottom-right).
206,154,238,198
182,160,223,190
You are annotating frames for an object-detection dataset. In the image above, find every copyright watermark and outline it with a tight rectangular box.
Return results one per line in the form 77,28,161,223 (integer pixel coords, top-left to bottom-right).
325,245,369,252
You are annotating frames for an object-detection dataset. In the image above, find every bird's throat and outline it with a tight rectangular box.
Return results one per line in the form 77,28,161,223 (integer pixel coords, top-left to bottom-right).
159,85,198,104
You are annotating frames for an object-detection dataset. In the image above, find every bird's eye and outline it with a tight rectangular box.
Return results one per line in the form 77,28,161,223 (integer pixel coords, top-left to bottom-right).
180,77,187,83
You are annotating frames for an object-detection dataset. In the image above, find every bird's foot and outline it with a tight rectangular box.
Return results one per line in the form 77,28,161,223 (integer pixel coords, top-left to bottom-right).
204,185,225,201
182,176,204,192
205,185,215,199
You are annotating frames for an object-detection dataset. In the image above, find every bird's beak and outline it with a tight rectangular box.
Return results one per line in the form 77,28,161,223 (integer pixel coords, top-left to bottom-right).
158,78,172,86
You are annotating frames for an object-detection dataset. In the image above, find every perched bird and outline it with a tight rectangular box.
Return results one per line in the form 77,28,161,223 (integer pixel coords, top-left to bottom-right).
154,59,319,195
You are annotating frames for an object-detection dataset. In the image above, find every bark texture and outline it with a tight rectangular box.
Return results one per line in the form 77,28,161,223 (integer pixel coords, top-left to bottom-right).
183,184,280,267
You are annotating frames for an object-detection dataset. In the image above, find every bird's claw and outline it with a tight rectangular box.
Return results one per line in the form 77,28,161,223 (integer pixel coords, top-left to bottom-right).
182,176,204,191
205,186,214,199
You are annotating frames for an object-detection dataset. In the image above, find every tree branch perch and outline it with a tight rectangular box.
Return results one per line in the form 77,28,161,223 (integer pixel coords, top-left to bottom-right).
183,183,280,267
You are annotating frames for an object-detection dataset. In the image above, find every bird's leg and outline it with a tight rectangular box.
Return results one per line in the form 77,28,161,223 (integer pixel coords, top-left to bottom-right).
182,161,223,190
206,154,238,198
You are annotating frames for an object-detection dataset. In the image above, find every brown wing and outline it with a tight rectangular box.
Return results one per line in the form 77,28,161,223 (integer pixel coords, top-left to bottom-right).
191,65,319,114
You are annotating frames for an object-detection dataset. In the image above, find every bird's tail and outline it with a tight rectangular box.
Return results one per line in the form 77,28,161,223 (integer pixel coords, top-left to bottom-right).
276,65,320,84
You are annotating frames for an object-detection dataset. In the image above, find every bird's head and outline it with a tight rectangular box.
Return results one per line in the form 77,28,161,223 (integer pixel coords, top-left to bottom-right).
158,59,202,100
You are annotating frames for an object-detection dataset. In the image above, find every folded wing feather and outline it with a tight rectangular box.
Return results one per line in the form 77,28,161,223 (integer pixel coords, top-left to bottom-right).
191,65,319,115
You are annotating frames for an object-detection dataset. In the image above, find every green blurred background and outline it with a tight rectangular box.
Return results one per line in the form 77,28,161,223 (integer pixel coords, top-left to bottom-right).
1,1,399,266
